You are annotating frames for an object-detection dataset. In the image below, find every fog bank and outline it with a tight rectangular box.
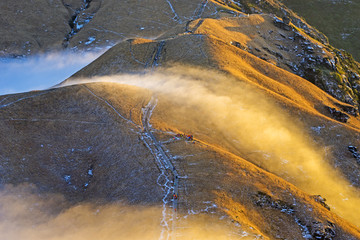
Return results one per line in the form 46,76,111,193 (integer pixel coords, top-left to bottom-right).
0,184,254,240
61,66,360,227
0,50,105,95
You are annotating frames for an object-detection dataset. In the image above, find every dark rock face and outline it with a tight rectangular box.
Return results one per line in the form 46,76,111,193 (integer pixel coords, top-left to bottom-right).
312,195,330,211
335,103,358,117
286,32,360,108
223,0,360,110
282,16,291,25
327,107,350,123
309,221,336,240
231,41,247,51
62,0,99,48
223,0,329,45
274,17,292,31
254,191,295,214
253,192,337,239
348,146,360,163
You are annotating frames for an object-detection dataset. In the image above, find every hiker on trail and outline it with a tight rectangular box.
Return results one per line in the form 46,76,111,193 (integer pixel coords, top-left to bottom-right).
173,193,178,199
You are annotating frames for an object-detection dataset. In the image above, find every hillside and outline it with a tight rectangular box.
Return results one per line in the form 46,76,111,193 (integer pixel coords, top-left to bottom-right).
2,79,360,239
1,0,360,239
281,0,360,61
2,0,359,111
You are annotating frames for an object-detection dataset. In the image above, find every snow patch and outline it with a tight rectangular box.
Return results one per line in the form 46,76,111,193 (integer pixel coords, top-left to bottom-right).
85,36,96,45
64,175,71,184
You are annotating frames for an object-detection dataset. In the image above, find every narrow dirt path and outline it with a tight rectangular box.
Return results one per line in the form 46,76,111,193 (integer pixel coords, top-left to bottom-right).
141,96,179,240
83,85,138,127
165,0,182,23
83,86,179,239
0,91,51,109
193,0,208,19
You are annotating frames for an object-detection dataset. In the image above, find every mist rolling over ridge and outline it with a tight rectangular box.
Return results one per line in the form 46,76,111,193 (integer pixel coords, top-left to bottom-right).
1,0,360,239
0,51,105,94
60,66,360,227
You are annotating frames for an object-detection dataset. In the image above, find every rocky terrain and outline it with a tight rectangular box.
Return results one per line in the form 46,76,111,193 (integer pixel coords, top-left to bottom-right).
3,0,359,117
1,0,360,239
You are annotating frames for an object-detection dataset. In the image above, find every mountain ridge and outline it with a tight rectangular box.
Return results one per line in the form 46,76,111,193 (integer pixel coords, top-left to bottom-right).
1,0,360,239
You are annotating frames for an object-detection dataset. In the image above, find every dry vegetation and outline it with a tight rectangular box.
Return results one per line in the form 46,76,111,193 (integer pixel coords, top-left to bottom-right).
2,0,360,239
281,0,360,61
2,81,360,239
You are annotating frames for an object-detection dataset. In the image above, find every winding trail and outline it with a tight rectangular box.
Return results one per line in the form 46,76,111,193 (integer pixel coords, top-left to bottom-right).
165,0,182,23
83,85,179,239
83,85,138,127
193,0,208,19
141,97,179,240
0,91,50,109
128,39,146,65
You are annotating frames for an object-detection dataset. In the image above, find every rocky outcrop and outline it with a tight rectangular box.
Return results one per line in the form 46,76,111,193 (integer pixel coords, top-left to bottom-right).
219,0,329,44
327,107,350,123
253,191,337,240
281,0,360,62
273,16,292,31
348,146,360,164
312,195,331,211
219,0,360,111
62,0,100,48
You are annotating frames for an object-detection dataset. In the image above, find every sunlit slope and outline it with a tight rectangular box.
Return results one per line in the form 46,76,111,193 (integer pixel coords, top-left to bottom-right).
0,0,338,58
0,0,330,57
64,17,359,129
1,82,360,239
3,0,359,109
63,11,360,107
59,16,360,231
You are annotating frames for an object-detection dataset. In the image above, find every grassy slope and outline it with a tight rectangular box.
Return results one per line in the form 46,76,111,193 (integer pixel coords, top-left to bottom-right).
60,16,360,233
0,0,221,56
0,84,162,204
2,0,360,238
0,0,70,56
281,0,360,61
1,82,360,239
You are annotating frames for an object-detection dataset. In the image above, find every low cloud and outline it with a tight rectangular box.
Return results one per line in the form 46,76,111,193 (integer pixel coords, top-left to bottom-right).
60,65,360,227
1,65,359,239
0,50,106,95
0,184,254,240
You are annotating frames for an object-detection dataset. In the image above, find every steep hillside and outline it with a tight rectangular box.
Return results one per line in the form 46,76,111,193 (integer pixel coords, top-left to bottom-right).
2,0,360,109
0,0,330,56
0,0,220,56
211,1,360,110
1,81,360,239
66,14,360,114
281,0,360,61
2,0,360,239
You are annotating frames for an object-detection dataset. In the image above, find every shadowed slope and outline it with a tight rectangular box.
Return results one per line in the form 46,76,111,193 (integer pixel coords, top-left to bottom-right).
1,82,360,239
